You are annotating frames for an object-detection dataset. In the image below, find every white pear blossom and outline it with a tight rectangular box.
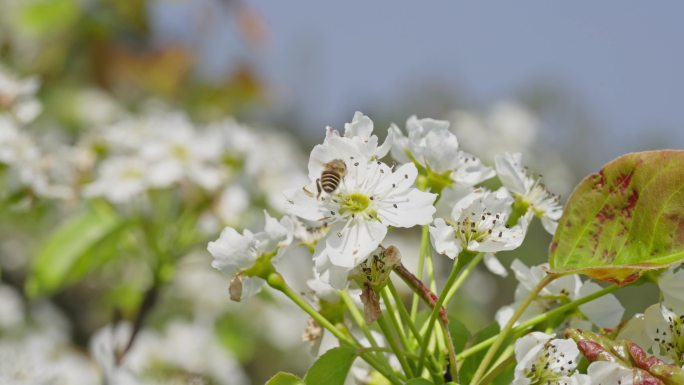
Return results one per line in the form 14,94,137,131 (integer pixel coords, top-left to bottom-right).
83,156,151,203
430,187,529,258
495,152,563,234
586,361,634,385
286,133,436,288
496,260,624,330
0,116,73,199
0,330,98,385
0,65,42,124
0,283,24,331
513,332,590,385
389,115,494,186
644,303,684,366
447,102,539,163
208,212,293,301
658,265,684,314
140,118,225,190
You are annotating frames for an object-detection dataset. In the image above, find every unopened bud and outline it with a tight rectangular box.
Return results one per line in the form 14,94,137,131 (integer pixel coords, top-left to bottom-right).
351,245,402,291
229,275,243,302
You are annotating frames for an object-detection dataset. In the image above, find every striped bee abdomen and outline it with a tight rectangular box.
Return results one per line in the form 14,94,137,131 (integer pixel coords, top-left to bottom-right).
316,159,347,198
320,170,342,193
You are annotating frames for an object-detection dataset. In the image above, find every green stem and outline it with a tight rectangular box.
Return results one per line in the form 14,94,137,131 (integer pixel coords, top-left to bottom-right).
387,284,445,380
417,252,474,375
455,283,620,361
386,282,424,347
378,314,415,377
469,273,558,385
267,274,402,385
341,291,380,349
380,289,411,351
440,321,459,382
443,253,484,304
426,244,437,293
411,225,431,321
478,346,515,385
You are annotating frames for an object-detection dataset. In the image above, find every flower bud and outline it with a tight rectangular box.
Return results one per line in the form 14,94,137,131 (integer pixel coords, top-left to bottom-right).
229,275,243,302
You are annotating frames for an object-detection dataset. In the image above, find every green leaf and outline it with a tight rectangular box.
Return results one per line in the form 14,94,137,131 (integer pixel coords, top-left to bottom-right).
550,150,684,284
405,379,434,385
447,316,470,353
304,346,357,385
19,0,81,36
459,323,500,385
26,203,127,297
265,372,304,385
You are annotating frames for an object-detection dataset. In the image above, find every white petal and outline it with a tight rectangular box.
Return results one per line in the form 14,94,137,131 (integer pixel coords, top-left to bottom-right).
388,124,410,164
429,218,461,259
659,265,684,314
208,228,254,274
374,162,418,196
495,305,515,329
314,245,352,290
472,222,527,253
374,126,394,159
435,184,475,218
617,314,652,351
577,281,624,328
541,214,559,235
240,277,267,301
644,303,674,361
586,361,634,385
451,151,496,185
514,331,554,363
494,152,529,195
284,186,327,221
263,211,292,247
344,111,374,139
378,188,436,227
325,220,387,268
483,253,508,277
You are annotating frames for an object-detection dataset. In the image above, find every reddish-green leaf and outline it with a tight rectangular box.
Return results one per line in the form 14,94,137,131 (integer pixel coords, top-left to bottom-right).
550,150,684,284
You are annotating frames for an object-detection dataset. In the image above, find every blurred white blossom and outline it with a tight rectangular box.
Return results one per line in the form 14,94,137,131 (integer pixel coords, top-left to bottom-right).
0,65,42,124
496,260,624,330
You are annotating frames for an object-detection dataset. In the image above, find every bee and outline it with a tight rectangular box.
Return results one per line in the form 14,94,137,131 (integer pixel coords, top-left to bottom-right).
316,159,347,198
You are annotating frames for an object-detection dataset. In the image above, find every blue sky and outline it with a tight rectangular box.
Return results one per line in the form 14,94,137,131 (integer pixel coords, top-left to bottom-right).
153,1,684,167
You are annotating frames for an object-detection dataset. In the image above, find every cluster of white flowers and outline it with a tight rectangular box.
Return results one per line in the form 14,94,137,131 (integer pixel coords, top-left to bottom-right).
0,63,307,234
90,319,248,385
0,64,42,124
511,331,647,385
83,108,306,214
617,265,684,368
0,283,99,385
510,263,684,385
0,66,76,199
208,110,566,302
